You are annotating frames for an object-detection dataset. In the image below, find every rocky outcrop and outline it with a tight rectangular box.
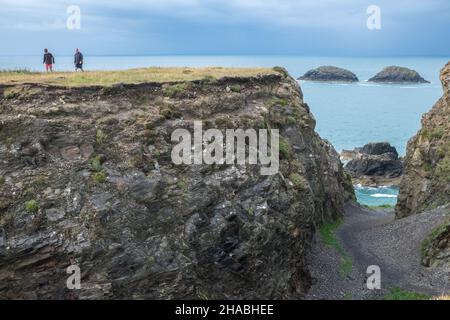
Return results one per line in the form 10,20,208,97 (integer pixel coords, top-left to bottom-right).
343,142,403,186
421,219,450,267
396,62,450,218
298,66,358,82
0,70,353,299
369,66,429,83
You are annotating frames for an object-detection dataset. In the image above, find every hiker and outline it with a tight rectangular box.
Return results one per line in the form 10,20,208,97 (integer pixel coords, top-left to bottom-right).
43,49,55,72
74,48,83,72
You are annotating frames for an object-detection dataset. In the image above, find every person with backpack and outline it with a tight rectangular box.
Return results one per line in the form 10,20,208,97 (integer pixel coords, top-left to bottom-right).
43,49,55,72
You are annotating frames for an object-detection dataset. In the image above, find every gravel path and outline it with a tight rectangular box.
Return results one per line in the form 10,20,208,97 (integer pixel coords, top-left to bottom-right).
306,203,450,300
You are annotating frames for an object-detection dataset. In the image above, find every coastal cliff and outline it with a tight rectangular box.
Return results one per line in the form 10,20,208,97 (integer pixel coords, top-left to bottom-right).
396,62,450,218
0,68,353,299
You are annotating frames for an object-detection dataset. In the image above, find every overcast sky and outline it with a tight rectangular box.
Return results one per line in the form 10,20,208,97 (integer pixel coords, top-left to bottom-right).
1,0,449,56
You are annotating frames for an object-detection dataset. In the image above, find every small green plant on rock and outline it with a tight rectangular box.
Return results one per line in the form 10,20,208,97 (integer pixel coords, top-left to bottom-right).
289,173,306,190
272,66,289,77
267,97,288,109
93,171,107,183
215,116,232,128
229,84,241,93
435,158,450,182
431,128,445,139
160,105,181,119
421,219,450,266
96,129,106,145
279,137,291,160
25,199,39,213
91,155,103,172
202,75,216,83
163,82,188,98
0,176,5,185
3,90,17,99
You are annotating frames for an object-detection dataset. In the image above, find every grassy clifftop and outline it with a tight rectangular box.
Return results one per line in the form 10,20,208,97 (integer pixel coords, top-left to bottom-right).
0,67,277,87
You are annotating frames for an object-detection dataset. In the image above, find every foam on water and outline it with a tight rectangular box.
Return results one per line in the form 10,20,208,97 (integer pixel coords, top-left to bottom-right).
370,194,398,198
354,184,399,207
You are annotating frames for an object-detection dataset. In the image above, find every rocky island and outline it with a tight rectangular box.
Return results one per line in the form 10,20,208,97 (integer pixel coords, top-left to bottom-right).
341,142,403,187
368,66,430,83
298,66,359,82
0,67,354,299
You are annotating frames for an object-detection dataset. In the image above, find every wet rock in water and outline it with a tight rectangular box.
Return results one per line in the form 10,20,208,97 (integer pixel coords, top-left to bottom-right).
343,142,403,186
368,66,429,83
298,66,359,82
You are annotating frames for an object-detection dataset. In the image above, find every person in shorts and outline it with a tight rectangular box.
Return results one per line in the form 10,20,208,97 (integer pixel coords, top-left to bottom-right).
43,49,55,72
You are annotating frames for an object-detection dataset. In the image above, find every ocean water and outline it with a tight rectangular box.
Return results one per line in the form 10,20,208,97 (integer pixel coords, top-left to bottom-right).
354,185,399,207
1,55,448,205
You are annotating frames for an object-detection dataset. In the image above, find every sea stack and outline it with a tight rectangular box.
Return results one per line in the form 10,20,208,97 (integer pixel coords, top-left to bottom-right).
368,66,429,83
298,66,359,82
342,142,403,186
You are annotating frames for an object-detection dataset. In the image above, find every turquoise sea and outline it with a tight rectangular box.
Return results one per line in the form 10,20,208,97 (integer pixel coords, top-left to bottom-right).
1,55,449,205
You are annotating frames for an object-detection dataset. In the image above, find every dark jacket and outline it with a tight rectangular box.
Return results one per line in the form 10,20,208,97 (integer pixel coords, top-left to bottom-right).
74,52,83,65
43,53,55,64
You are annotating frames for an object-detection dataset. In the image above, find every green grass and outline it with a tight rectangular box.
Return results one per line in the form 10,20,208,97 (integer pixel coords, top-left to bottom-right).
96,129,106,145
318,219,353,277
25,199,39,213
163,82,189,98
267,97,289,108
278,137,291,160
384,287,430,300
272,66,289,78
91,156,103,172
0,176,5,185
422,127,446,141
0,67,275,87
436,158,450,182
289,173,307,190
319,219,343,248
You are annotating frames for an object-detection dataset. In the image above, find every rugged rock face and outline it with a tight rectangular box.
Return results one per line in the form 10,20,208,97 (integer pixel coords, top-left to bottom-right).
421,219,450,267
358,142,398,157
396,62,450,218
343,142,403,186
368,66,429,83
298,66,358,82
0,71,353,299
